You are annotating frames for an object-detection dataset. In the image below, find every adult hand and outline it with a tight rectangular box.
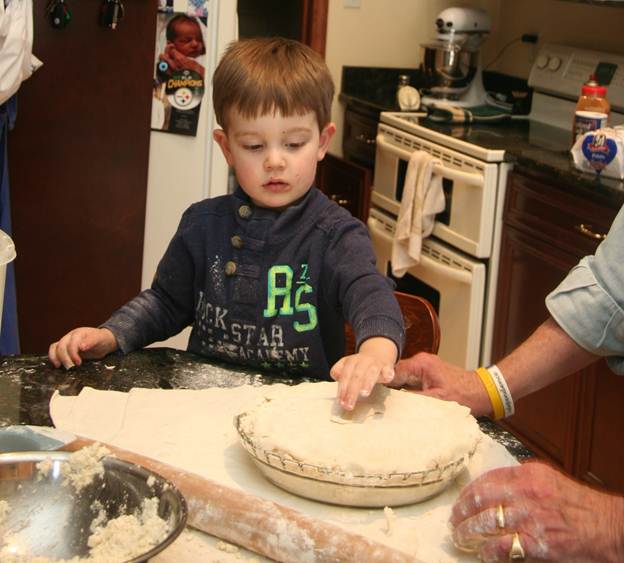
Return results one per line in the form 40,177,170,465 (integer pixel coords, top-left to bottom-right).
389,352,491,416
48,327,117,369
450,461,624,562
330,337,396,410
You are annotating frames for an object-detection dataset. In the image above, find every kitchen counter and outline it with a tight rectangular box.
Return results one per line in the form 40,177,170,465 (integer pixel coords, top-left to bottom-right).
340,67,624,209
0,348,532,461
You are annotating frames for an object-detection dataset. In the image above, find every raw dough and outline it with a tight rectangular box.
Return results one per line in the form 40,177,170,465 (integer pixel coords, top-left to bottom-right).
238,382,481,477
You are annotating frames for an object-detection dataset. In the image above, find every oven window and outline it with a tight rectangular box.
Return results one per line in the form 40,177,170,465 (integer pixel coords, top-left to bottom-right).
436,177,453,226
395,159,408,202
387,265,440,314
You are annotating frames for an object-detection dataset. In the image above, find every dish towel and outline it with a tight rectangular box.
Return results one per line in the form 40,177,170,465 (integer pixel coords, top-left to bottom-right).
424,101,512,123
391,150,445,277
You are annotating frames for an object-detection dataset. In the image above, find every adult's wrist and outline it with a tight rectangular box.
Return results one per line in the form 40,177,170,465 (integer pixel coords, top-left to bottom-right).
474,365,514,419
604,494,624,563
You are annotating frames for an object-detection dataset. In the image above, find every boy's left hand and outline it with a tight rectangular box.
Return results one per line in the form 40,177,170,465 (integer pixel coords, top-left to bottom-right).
330,337,398,411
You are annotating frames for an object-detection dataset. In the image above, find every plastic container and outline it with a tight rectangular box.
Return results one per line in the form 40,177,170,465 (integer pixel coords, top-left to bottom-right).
573,74,610,143
0,229,16,331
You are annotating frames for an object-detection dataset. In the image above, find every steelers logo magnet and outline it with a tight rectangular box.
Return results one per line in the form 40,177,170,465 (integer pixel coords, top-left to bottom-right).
166,69,204,111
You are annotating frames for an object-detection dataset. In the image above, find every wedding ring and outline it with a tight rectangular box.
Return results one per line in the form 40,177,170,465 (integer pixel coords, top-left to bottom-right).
496,504,505,529
509,532,526,561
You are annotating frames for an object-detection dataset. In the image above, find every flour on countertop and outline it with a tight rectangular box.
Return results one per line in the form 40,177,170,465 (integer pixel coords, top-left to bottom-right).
0,500,9,523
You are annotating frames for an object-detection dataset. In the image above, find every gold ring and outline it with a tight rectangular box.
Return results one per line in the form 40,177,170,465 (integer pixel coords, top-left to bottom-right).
496,504,505,529
509,532,526,561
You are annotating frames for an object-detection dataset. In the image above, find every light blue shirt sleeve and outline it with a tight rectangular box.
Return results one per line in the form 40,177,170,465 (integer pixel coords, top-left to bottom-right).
546,203,624,374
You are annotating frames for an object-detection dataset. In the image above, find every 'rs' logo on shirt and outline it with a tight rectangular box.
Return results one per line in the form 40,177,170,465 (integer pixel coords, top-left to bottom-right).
263,264,317,332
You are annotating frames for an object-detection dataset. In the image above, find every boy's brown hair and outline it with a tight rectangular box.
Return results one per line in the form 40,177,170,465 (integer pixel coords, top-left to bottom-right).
212,37,334,131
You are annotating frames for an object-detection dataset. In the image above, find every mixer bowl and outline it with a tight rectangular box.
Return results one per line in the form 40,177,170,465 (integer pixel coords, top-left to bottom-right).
421,41,479,98
0,451,187,562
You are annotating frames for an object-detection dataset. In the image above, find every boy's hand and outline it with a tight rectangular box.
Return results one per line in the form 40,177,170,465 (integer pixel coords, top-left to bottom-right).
48,327,117,370
330,337,398,411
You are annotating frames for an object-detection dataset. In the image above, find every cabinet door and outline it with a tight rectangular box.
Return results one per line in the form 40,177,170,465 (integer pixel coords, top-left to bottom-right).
316,153,371,221
494,225,582,471
494,170,620,476
342,108,378,170
576,361,624,493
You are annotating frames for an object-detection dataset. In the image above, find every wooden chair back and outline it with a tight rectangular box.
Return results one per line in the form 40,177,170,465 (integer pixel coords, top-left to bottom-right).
344,291,440,358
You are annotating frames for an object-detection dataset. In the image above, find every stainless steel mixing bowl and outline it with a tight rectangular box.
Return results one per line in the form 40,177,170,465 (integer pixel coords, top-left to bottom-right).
0,451,187,562
420,40,479,98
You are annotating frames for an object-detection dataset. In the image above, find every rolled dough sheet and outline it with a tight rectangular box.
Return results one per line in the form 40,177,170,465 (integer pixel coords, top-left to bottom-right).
50,384,518,562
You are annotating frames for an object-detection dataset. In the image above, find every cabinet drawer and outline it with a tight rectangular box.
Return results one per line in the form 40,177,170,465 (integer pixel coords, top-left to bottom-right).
343,108,377,169
506,172,618,257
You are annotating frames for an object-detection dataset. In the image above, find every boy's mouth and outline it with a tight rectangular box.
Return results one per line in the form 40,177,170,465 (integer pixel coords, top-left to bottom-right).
263,180,289,192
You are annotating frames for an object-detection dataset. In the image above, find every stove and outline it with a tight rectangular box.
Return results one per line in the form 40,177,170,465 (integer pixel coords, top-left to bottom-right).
367,44,624,369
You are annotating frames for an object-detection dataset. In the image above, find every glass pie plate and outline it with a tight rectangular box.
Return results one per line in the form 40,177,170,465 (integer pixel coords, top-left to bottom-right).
234,412,476,507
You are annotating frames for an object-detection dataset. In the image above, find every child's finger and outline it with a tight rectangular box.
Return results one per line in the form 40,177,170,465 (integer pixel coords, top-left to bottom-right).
329,356,346,381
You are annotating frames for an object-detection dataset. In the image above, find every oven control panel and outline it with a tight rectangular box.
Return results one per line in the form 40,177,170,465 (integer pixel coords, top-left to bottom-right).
529,43,624,112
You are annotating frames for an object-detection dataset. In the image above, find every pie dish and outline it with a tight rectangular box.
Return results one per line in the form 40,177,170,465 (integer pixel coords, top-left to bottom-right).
233,382,480,507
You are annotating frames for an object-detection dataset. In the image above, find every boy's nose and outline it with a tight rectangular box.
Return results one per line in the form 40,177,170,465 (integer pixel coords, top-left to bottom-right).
264,149,285,170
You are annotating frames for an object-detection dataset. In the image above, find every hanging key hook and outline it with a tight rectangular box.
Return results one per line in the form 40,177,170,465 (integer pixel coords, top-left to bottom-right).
99,0,125,30
47,0,72,30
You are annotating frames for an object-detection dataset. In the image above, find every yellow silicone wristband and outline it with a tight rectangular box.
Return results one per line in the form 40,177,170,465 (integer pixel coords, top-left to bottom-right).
476,367,505,420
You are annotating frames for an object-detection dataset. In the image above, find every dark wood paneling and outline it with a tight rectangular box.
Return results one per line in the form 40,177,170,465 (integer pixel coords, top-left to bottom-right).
8,1,157,352
316,153,371,221
300,0,329,56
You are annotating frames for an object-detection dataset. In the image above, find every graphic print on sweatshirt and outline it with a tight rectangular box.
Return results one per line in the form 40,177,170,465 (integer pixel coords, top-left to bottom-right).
195,263,318,372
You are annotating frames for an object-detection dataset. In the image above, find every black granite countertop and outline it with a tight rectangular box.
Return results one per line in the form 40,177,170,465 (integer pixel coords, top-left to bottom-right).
340,67,624,209
0,348,532,462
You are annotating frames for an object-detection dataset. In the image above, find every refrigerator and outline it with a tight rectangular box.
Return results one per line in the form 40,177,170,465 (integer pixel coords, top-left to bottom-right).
142,0,238,349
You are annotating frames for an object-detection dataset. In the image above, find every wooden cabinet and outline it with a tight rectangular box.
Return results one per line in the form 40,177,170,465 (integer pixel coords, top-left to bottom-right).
493,169,624,491
342,107,378,170
315,101,378,222
316,153,371,221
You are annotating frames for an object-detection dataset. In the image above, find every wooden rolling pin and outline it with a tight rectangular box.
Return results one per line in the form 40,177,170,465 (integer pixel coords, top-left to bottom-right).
63,437,419,563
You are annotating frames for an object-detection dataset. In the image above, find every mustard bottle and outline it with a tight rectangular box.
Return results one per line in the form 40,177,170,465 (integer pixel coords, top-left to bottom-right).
573,74,610,143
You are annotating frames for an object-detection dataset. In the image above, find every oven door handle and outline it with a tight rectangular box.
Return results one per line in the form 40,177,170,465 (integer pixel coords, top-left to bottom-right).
368,216,473,285
376,135,484,187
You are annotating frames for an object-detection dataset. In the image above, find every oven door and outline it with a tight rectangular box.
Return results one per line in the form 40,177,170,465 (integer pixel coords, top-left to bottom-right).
372,123,500,259
368,208,486,369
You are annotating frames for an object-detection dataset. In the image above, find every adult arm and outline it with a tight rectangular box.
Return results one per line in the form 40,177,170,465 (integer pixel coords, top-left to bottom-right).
392,202,624,416
391,317,597,416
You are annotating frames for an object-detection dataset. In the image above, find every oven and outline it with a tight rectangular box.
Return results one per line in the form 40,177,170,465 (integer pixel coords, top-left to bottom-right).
367,114,511,369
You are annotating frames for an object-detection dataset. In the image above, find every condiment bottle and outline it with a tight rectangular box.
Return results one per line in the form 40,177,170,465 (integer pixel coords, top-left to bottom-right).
573,74,610,143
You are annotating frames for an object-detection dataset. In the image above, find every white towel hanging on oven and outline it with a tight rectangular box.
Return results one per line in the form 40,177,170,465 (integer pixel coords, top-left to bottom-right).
391,150,445,277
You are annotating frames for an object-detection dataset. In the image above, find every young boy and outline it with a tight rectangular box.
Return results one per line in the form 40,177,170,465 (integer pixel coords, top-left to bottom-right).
49,37,405,411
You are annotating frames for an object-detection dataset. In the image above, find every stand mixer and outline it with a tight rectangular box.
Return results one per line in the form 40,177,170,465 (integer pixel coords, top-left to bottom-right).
420,7,491,108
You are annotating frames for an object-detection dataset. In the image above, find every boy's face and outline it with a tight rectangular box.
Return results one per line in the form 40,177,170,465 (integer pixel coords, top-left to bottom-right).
171,20,204,58
213,110,335,210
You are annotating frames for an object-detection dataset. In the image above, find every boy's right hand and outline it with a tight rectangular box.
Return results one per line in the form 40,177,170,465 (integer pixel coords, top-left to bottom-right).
48,327,118,370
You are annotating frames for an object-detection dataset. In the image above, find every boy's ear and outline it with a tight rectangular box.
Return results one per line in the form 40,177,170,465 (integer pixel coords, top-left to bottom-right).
213,129,234,166
317,122,336,161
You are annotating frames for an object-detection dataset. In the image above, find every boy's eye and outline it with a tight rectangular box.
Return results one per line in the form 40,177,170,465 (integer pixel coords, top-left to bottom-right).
243,144,263,151
285,141,305,149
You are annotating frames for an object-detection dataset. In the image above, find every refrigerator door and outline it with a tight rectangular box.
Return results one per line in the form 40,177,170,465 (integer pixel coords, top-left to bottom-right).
142,0,238,349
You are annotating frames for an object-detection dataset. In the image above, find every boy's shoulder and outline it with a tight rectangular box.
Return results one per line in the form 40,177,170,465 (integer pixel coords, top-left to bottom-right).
307,187,365,232
180,193,236,226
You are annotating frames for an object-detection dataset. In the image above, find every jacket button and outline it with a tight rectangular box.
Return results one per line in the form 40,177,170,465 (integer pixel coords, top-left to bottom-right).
238,205,252,219
231,235,243,249
224,261,237,276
